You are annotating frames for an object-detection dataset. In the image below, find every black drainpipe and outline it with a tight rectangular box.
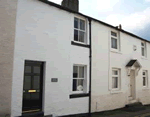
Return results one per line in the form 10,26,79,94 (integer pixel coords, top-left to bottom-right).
88,18,92,116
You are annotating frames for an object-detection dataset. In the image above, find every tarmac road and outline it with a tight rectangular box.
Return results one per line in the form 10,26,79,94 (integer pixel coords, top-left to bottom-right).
135,112,150,117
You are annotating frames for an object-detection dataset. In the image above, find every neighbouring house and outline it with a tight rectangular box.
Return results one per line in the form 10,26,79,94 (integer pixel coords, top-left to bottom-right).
0,0,150,117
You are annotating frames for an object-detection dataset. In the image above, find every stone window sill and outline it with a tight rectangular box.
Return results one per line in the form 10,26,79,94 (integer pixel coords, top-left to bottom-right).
70,93,89,99
110,90,123,94
110,50,122,54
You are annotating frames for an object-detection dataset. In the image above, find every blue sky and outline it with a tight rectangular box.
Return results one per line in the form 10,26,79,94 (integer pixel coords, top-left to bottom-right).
49,0,150,40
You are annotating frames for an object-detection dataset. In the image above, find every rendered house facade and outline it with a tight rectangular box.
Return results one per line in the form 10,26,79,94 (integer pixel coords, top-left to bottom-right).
91,21,150,112
0,0,150,117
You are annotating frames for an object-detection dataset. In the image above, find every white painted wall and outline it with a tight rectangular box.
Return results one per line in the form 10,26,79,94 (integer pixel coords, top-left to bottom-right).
92,20,150,112
10,0,150,116
11,0,89,117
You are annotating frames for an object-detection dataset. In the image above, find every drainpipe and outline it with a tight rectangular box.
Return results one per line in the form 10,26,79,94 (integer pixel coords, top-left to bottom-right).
88,18,92,116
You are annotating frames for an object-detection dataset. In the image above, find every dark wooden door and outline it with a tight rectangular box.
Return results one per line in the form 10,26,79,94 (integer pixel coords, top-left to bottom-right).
22,60,44,113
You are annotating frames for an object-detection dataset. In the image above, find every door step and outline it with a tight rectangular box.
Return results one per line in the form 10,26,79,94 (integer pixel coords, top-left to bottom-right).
128,96,133,101
124,102,145,112
21,111,44,117
129,99,137,104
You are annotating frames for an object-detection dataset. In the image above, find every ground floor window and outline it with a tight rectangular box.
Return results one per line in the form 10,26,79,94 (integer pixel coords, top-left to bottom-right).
73,65,86,93
112,68,121,90
143,70,148,87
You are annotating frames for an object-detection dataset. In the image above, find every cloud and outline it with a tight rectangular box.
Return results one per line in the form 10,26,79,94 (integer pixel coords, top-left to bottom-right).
105,7,150,32
145,0,150,2
48,0,61,4
96,0,120,11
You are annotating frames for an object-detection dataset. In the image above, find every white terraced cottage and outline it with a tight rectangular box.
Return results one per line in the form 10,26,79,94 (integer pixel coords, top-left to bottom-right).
0,0,150,117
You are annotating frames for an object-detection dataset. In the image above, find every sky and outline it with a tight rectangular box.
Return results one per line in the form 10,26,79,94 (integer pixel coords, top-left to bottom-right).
49,0,150,40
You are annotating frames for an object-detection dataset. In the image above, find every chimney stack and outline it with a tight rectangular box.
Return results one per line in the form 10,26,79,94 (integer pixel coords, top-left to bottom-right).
61,0,79,12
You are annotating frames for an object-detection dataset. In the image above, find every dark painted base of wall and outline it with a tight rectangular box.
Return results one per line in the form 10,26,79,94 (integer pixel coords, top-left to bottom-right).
20,111,44,117
60,113,90,117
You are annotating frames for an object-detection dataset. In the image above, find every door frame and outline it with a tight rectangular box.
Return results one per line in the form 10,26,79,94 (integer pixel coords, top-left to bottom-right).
22,60,45,113
128,70,136,100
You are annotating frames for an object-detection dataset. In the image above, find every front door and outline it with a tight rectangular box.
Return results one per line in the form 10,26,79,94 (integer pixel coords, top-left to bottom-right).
22,60,44,113
129,70,135,100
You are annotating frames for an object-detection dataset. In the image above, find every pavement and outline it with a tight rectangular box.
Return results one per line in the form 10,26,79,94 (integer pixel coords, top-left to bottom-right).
90,105,150,117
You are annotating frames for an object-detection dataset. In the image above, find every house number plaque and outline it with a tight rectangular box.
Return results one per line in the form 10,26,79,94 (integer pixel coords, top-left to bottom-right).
51,78,58,82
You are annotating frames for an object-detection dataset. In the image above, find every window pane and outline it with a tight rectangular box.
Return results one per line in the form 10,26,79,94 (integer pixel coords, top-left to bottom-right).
111,31,117,37
79,66,84,78
80,19,85,30
112,77,118,88
73,79,77,91
142,48,145,56
33,66,40,73
143,77,146,86
25,66,31,73
77,79,83,91
141,42,144,46
74,17,78,28
33,76,40,89
74,30,78,41
79,31,85,43
111,38,117,49
143,72,146,75
24,76,31,89
73,66,78,78
112,70,118,75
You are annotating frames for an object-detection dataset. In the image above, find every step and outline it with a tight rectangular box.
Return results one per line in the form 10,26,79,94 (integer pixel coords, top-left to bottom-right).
129,99,137,104
124,102,145,112
128,96,133,101
21,111,44,117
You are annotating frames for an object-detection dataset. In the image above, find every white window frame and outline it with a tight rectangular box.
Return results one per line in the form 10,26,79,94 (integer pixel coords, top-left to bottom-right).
74,16,87,44
142,70,148,87
72,64,86,94
112,68,121,90
141,42,146,57
110,31,120,52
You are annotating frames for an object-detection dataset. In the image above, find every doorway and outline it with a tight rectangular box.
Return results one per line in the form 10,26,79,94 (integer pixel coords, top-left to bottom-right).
22,60,44,113
129,70,136,100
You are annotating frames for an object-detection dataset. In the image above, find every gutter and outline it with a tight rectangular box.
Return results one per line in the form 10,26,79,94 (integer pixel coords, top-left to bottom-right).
88,18,92,115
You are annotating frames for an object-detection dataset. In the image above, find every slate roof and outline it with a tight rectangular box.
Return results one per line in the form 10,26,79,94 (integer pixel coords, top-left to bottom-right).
126,59,137,67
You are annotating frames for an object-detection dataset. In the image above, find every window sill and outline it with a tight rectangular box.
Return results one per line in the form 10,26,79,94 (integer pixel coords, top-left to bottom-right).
71,41,90,48
141,57,148,60
110,50,122,54
142,87,149,90
110,90,122,94
70,93,89,99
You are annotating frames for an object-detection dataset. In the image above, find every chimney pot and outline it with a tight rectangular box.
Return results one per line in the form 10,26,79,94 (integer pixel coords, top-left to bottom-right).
119,24,122,29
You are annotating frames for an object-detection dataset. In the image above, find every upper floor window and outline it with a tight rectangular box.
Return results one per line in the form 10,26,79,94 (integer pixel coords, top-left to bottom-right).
111,31,119,50
141,42,146,57
112,68,121,90
143,70,148,87
74,17,86,43
73,65,86,93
